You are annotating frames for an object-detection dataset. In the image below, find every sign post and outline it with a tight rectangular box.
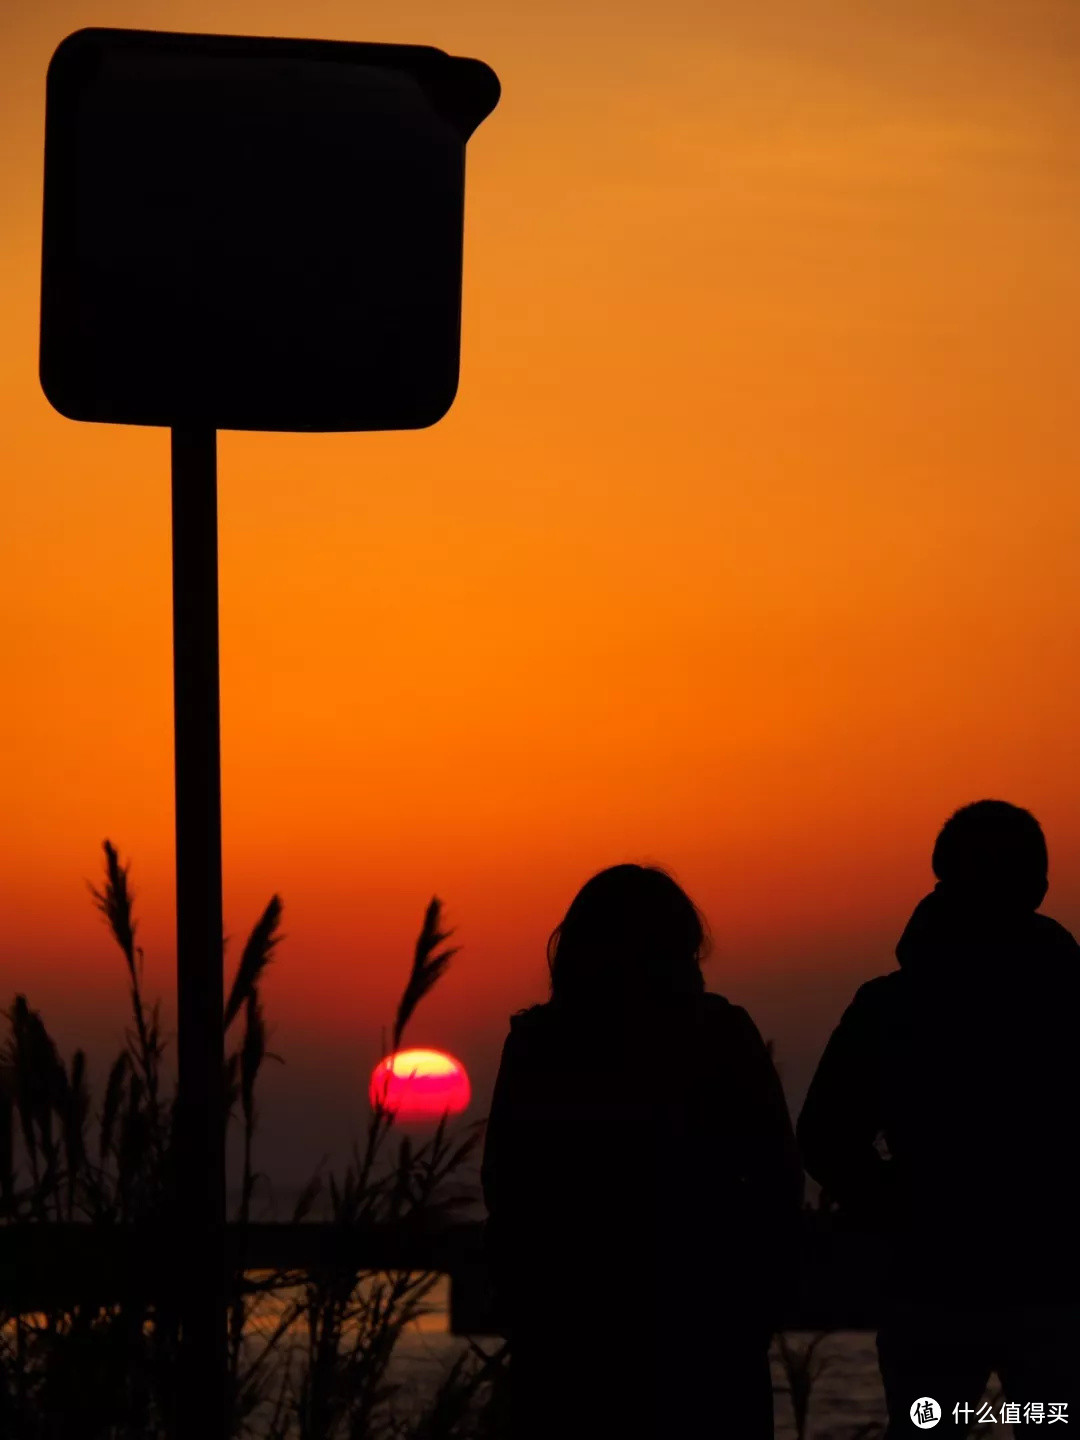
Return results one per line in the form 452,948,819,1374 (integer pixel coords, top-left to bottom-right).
170,427,227,1435
40,26,499,1439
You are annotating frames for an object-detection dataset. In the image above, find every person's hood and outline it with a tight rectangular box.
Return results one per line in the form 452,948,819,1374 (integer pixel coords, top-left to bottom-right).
896,882,1079,975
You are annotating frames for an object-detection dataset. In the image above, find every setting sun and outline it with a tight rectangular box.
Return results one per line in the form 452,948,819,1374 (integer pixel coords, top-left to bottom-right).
370,1047,472,1122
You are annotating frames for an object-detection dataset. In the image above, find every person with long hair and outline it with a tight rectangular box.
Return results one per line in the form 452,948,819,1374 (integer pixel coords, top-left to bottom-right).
482,864,803,1439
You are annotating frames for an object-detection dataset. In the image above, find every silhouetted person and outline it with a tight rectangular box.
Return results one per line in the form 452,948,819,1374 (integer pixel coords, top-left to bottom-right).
482,864,803,1440
798,801,1080,1434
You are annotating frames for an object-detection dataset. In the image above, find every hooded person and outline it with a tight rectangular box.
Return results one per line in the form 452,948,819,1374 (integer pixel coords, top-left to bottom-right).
797,800,1080,1436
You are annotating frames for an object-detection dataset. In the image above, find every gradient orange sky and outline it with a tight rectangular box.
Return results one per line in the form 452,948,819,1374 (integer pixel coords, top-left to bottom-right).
3,0,1080,1181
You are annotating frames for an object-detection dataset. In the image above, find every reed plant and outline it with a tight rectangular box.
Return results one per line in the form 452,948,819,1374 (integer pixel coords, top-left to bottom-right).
0,841,504,1440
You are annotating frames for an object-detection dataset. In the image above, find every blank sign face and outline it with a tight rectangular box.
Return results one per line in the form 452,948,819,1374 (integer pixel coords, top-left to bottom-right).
40,29,499,432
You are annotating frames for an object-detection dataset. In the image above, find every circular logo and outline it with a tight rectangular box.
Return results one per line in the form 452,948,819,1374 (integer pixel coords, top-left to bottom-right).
910,1398,941,1429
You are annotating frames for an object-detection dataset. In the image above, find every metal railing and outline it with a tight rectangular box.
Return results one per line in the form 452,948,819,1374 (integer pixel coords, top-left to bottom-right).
0,1213,887,1334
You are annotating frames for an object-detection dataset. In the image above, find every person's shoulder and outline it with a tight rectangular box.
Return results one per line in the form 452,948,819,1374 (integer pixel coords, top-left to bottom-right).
1033,912,1080,956
851,971,903,1004
507,1002,559,1046
697,990,759,1038
837,972,905,1029
1029,914,1080,998
699,989,734,1014
697,989,739,1024
497,1003,557,1067
508,1002,550,1032
796,973,899,1044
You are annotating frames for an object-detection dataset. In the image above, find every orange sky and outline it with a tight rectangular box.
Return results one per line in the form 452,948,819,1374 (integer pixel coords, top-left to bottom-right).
3,0,1080,1181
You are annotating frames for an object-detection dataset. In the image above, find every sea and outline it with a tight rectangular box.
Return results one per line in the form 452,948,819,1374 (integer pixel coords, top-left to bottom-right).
226,1191,1015,1438
236,1279,1016,1439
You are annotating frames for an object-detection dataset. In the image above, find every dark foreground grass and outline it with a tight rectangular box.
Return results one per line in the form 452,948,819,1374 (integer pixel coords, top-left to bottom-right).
0,841,505,1440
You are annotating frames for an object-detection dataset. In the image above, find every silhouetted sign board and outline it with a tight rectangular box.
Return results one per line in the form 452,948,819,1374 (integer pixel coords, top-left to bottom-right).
40,28,500,431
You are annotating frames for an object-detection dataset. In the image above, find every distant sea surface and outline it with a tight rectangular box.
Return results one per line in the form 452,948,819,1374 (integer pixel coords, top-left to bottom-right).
239,1289,1015,1439
229,1192,1014,1437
